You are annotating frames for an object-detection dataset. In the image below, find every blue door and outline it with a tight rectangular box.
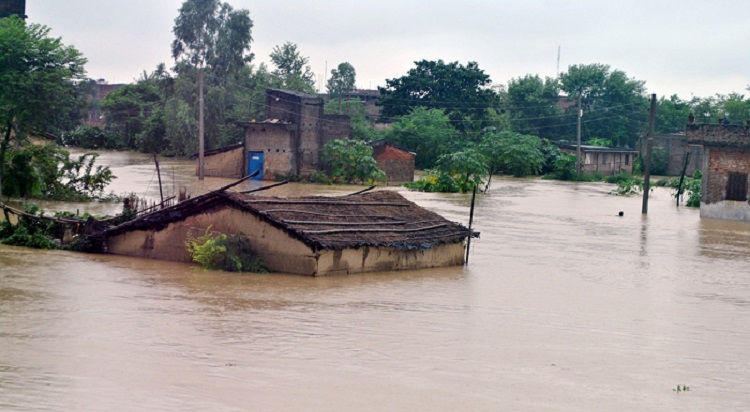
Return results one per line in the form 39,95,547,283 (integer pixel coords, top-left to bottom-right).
248,151,264,180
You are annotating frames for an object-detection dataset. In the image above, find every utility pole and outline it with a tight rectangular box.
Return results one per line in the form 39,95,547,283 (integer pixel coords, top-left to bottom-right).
576,94,582,176
641,93,656,214
198,67,205,180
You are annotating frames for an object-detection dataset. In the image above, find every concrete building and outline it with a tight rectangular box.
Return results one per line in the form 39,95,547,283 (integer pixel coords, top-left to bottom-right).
0,0,26,19
556,143,637,176
686,123,750,221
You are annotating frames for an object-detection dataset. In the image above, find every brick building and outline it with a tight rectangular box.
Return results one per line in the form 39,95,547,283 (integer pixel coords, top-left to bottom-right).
556,143,637,176
203,89,351,180
686,124,750,221
648,133,703,176
0,0,26,19
369,139,415,185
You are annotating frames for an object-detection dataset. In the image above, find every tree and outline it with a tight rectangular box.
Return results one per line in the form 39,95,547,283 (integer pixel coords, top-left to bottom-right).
505,75,562,139
100,82,164,152
0,16,87,203
323,98,384,141
479,131,544,190
656,94,694,133
320,139,385,184
326,62,356,97
270,42,316,93
559,64,648,148
172,0,253,179
385,107,458,170
377,60,500,133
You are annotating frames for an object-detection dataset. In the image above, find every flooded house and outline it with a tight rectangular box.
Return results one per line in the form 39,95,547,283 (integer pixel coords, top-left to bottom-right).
369,139,415,185
556,143,637,175
686,123,750,221
100,189,473,275
199,89,351,180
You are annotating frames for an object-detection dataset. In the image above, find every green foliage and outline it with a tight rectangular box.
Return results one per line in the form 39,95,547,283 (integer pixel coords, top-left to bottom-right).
378,60,500,133
608,175,644,196
100,82,166,152
1,143,116,201
650,148,669,176
544,152,578,180
658,172,702,207
505,74,561,139
403,170,460,193
320,139,386,184
559,64,648,148
326,62,356,97
58,125,120,150
386,107,458,170
0,204,58,249
434,149,486,193
269,42,316,94
588,137,612,147
480,131,544,177
185,227,268,273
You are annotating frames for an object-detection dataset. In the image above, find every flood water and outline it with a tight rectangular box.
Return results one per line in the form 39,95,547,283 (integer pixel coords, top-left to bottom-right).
2,151,750,411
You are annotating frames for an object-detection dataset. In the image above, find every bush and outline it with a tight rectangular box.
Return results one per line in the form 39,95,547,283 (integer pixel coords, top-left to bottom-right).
185,227,268,273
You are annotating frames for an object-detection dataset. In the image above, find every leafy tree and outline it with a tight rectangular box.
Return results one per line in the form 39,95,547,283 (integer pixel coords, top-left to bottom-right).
0,16,87,203
479,131,544,184
385,107,458,170
377,60,500,133
323,98,384,141
100,82,164,151
559,64,648,148
433,149,487,193
320,139,385,184
172,0,253,177
326,62,356,97
716,92,749,125
656,94,693,133
270,41,315,93
505,74,562,139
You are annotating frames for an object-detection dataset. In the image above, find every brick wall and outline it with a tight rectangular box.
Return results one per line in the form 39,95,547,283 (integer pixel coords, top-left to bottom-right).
703,147,750,204
244,123,295,179
686,124,750,148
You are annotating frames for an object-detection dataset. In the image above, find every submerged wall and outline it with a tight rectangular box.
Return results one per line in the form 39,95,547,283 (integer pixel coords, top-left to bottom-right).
315,243,465,276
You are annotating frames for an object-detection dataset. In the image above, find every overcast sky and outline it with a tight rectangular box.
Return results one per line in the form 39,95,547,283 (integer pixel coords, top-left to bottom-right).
26,0,750,99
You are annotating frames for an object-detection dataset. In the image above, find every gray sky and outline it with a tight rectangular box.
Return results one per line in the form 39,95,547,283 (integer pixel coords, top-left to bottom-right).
27,0,750,99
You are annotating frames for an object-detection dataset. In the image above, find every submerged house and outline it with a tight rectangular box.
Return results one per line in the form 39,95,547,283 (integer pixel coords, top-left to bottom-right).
686,123,750,221
200,89,351,180
556,143,637,175
369,139,415,185
100,189,473,275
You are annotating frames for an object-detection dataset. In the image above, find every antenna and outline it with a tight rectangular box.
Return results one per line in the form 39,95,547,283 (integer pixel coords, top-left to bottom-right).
556,46,561,77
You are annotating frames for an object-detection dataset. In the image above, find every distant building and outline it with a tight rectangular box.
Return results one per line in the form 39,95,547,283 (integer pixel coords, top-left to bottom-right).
369,139,415,185
0,0,26,19
85,79,126,127
556,143,637,176
646,133,703,176
686,123,750,221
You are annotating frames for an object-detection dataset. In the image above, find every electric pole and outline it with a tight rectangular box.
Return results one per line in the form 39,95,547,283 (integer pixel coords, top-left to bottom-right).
641,93,656,214
576,94,582,176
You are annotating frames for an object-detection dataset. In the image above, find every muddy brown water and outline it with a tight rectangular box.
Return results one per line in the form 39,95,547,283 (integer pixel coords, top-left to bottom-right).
2,151,750,411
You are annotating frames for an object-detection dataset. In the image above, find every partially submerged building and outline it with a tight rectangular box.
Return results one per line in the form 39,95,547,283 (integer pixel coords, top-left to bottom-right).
686,123,750,221
100,189,473,275
369,139,415,185
556,143,637,175
201,89,351,180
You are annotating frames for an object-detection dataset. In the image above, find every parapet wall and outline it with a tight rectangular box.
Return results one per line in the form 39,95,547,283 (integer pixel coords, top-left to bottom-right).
686,124,750,148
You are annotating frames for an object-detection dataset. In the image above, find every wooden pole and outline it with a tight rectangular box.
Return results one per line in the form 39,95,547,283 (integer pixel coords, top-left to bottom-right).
153,153,164,206
642,93,656,214
676,150,692,207
465,185,477,265
198,68,205,181
576,95,583,176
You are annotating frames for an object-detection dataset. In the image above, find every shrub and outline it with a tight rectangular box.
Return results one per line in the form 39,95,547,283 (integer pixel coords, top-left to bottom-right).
185,227,268,273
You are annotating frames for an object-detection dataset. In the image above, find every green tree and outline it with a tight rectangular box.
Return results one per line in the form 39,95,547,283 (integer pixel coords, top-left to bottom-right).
559,64,648,148
326,62,356,97
172,0,253,178
717,92,749,125
269,42,315,93
377,60,500,133
0,16,87,203
100,82,164,151
479,131,544,186
320,139,385,184
385,107,458,170
434,149,487,193
505,74,561,139
656,94,694,133
323,98,384,141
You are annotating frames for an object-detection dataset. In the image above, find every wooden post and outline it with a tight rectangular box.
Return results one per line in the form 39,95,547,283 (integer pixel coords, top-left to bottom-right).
198,67,205,180
153,153,164,206
642,94,656,214
676,151,692,207
465,185,477,265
